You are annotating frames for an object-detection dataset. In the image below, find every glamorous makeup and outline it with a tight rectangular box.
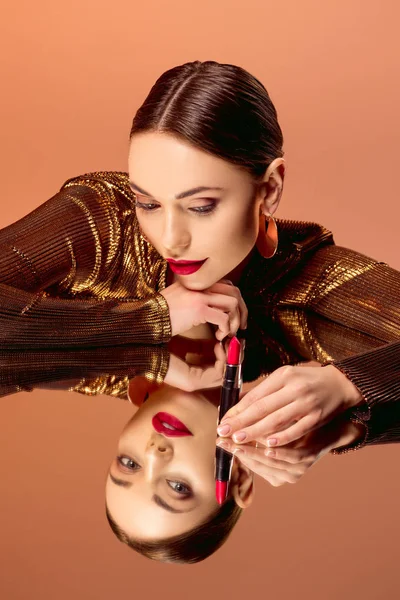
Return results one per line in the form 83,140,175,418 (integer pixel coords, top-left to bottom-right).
166,258,208,275
152,412,193,437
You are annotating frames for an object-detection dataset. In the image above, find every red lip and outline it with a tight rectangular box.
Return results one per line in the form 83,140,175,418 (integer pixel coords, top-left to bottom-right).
167,258,207,275
167,258,206,265
152,412,193,437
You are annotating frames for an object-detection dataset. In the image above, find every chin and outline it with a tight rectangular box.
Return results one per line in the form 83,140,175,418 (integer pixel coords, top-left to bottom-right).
178,276,213,291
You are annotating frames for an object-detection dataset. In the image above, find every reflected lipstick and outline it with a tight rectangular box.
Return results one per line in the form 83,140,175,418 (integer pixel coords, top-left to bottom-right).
215,336,243,504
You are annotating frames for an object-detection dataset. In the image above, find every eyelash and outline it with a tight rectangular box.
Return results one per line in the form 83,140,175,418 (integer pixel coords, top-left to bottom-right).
166,480,191,496
134,199,216,216
117,456,192,496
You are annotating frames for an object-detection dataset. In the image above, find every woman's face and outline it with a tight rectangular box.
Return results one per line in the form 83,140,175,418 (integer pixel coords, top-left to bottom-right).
128,132,260,290
105,386,222,540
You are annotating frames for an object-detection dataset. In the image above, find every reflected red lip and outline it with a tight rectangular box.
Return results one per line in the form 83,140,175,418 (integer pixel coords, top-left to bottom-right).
152,412,193,437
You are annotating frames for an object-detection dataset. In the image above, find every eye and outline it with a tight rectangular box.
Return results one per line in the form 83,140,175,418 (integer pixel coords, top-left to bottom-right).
117,455,141,470
189,203,216,215
134,200,159,211
166,480,192,497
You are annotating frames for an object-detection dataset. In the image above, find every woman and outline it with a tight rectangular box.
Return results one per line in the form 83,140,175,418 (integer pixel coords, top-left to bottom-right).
1,59,399,559
106,380,254,564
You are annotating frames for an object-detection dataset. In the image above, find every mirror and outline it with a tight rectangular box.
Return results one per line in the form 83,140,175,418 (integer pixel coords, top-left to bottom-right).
2,312,398,565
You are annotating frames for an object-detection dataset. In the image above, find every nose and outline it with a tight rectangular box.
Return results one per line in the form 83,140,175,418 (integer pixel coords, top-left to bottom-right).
144,434,173,483
162,209,191,255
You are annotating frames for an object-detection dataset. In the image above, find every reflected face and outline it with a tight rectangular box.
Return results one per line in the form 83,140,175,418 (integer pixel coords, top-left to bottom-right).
128,132,260,290
105,386,220,540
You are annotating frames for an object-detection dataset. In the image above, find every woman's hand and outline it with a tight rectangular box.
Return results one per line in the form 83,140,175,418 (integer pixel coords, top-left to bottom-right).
217,364,364,447
160,279,247,340
164,340,226,391
216,418,365,487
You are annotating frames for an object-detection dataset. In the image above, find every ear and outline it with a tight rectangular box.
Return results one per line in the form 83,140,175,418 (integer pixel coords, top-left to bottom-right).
127,377,160,407
257,157,286,217
229,459,255,509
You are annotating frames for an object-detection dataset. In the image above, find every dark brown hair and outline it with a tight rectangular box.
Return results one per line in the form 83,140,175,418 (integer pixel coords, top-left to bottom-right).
130,60,283,179
106,497,242,564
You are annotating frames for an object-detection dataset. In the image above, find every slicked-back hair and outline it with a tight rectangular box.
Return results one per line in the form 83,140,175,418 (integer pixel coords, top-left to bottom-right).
130,60,283,179
106,497,242,564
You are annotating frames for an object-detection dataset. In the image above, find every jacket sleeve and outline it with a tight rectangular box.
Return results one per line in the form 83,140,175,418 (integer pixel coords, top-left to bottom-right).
293,244,400,453
0,181,171,350
0,344,170,400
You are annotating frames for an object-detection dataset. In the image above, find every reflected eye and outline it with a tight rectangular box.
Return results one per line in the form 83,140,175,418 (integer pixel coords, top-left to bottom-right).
117,455,141,470
167,480,192,497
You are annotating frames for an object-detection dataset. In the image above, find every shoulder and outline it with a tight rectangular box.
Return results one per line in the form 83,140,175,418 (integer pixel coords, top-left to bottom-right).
276,217,334,254
276,218,389,272
280,242,392,306
60,171,135,210
304,243,389,276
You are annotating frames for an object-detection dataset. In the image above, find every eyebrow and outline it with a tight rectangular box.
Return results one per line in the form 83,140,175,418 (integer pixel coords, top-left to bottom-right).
109,473,193,514
129,180,224,200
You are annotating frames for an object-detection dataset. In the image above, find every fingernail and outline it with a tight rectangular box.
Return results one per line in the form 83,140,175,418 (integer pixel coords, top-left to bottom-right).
266,450,276,457
267,438,278,447
233,431,247,443
216,440,229,449
217,424,231,436
233,447,243,455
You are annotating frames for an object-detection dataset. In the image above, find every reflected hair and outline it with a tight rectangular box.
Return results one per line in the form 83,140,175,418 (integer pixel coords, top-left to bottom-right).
106,497,242,564
130,60,284,178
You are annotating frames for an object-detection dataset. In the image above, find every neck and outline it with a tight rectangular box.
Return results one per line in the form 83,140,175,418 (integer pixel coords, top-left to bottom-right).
225,246,256,286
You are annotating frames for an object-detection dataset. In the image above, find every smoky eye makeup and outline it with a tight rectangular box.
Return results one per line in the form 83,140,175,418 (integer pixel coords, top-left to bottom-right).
166,479,193,498
116,456,194,498
131,188,220,215
116,455,141,472
134,198,219,216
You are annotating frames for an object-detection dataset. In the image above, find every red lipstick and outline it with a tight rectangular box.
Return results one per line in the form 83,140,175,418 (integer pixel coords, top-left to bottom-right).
215,480,228,505
227,335,241,364
166,258,207,275
215,336,244,504
152,412,193,437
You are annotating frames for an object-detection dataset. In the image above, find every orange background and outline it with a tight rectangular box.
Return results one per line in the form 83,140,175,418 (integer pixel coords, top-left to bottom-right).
1,1,399,599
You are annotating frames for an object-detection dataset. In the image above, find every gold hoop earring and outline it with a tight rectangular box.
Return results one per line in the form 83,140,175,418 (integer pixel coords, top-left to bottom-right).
256,213,278,259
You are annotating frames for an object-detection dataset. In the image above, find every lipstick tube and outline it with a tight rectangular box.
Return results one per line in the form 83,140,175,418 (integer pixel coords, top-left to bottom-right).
215,337,243,504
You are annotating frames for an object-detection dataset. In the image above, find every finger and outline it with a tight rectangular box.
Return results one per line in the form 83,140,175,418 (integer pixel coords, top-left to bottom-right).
216,439,264,461
229,448,298,485
224,402,303,445
264,446,312,465
221,365,292,421
217,439,298,470
208,281,248,329
165,354,223,391
188,360,225,390
204,292,241,336
214,341,226,363
202,306,230,340
217,388,292,438
265,414,320,447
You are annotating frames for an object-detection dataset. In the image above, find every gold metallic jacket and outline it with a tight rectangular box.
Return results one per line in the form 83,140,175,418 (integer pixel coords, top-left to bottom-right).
0,172,399,452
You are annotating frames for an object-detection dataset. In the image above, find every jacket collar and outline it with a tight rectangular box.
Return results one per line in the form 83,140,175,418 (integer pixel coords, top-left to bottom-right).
238,218,334,296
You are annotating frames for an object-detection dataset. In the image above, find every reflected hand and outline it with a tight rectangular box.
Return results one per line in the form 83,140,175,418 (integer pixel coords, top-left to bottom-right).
164,340,226,391
216,418,365,487
217,364,363,447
